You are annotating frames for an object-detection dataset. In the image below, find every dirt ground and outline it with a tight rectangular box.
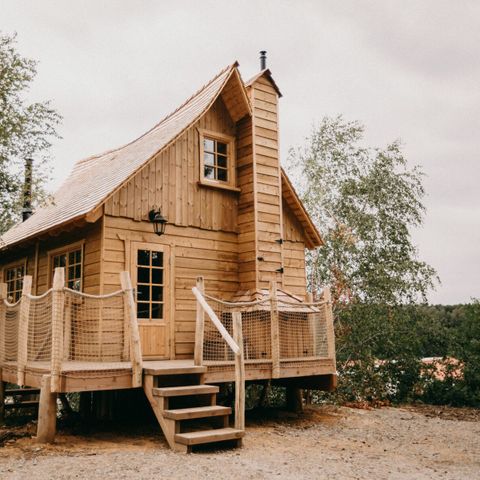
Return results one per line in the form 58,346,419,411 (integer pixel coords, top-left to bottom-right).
0,405,479,480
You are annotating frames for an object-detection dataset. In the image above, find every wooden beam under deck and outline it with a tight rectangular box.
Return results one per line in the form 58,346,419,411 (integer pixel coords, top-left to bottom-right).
1,358,336,392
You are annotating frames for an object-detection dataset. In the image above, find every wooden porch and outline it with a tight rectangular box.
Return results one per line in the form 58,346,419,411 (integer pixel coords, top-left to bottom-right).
0,269,336,451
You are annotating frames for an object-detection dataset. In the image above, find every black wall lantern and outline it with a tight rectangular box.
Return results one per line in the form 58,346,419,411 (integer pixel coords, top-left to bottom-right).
148,207,168,236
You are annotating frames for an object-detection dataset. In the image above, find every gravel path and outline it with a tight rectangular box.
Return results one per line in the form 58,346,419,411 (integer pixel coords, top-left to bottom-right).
0,406,479,479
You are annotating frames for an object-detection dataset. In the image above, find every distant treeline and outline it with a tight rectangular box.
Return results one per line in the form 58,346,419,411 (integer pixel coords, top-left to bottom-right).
323,300,480,407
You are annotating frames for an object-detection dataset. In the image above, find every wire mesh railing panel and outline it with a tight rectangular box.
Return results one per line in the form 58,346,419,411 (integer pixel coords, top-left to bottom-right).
278,301,329,363
65,290,126,362
199,292,332,373
27,293,53,362
1,300,21,363
205,297,273,366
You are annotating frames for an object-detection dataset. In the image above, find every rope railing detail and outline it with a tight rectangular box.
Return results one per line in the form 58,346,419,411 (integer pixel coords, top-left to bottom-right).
0,268,143,393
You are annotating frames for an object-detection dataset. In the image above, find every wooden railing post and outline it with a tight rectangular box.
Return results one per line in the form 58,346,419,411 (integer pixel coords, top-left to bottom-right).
323,287,336,367
51,268,65,392
0,283,7,365
194,276,205,366
120,271,143,388
306,292,318,356
269,281,280,379
232,311,245,431
0,283,6,425
17,275,32,387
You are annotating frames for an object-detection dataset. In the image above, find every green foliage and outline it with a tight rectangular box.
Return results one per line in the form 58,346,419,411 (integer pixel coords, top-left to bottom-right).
285,116,479,408
0,32,61,233
287,115,438,304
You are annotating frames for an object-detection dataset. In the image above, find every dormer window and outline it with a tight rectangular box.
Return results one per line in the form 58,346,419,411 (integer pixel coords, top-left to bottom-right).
198,129,238,192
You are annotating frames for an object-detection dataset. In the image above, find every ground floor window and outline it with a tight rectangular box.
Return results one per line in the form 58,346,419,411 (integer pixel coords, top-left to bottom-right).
50,244,83,290
135,248,164,320
5,263,25,302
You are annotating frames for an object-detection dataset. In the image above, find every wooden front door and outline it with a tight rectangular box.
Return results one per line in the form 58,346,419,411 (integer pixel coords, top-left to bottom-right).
131,242,170,359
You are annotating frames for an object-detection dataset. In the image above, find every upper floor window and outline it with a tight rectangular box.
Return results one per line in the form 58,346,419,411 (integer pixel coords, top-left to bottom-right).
4,263,25,302
204,137,228,182
199,129,237,191
49,243,83,291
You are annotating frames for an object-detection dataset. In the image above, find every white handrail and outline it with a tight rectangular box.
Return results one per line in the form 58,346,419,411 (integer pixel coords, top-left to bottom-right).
192,287,240,356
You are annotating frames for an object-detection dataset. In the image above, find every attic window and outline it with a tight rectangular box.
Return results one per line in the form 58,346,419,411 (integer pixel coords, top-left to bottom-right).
199,129,238,191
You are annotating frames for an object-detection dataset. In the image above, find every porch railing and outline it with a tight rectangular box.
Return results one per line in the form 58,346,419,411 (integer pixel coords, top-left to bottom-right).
192,277,335,381
0,268,142,392
192,277,245,430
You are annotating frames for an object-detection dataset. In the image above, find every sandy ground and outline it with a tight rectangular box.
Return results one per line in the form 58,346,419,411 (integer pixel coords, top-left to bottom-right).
0,405,479,480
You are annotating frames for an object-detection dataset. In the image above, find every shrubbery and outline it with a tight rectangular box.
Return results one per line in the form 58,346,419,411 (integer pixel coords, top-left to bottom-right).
320,301,480,407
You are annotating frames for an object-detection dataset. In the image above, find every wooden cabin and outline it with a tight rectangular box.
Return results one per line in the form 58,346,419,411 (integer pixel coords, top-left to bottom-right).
0,60,336,451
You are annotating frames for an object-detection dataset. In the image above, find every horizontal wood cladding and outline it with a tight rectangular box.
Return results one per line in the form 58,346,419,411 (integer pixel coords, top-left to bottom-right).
104,97,238,234
282,201,308,297
102,215,239,358
250,76,283,289
0,221,103,296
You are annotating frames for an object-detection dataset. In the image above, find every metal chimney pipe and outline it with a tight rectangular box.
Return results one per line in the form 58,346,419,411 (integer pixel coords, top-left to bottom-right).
22,157,33,222
260,50,267,70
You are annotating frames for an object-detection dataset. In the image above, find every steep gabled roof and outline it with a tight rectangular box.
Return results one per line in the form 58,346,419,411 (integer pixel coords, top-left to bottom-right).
0,63,249,250
281,169,323,248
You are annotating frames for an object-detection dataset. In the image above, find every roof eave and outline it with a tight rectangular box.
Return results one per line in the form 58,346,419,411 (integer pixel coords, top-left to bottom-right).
281,169,323,248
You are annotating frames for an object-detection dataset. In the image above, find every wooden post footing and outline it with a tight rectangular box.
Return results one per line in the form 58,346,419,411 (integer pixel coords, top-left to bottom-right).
36,375,57,443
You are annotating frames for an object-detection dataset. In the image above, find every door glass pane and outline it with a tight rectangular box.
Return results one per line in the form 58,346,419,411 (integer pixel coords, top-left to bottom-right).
137,250,150,266
152,286,163,302
138,267,150,284
151,303,163,319
137,302,149,319
151,251,163,267
136,248,165,321
137,284,150,302
152,268,163,285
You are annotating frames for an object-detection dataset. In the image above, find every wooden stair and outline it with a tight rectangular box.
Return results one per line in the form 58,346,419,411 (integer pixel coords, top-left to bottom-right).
3,387,40,413
143,364,244,452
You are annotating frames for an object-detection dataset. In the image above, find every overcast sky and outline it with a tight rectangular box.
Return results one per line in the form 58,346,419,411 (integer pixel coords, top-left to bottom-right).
1,0,478,304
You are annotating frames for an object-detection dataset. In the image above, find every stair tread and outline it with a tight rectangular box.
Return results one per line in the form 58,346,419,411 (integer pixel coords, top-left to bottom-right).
5,388,40,396
163,405,231,420
153,385,219,397
5,400,39,408
175,427,245,446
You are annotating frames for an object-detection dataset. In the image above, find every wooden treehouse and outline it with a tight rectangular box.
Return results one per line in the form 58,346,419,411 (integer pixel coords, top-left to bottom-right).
0,56,336,452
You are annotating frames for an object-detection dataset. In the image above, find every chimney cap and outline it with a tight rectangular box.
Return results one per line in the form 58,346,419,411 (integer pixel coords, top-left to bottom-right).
259,50,267,70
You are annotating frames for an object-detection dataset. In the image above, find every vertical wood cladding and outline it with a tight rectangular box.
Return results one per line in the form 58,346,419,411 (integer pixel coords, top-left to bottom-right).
104,97,238,233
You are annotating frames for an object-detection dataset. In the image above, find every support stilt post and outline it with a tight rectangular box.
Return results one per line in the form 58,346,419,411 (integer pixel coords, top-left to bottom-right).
232,311,245,432
36,375,57,443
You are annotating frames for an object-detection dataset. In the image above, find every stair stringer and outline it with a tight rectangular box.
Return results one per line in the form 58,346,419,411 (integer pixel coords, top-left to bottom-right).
143,374,187,452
